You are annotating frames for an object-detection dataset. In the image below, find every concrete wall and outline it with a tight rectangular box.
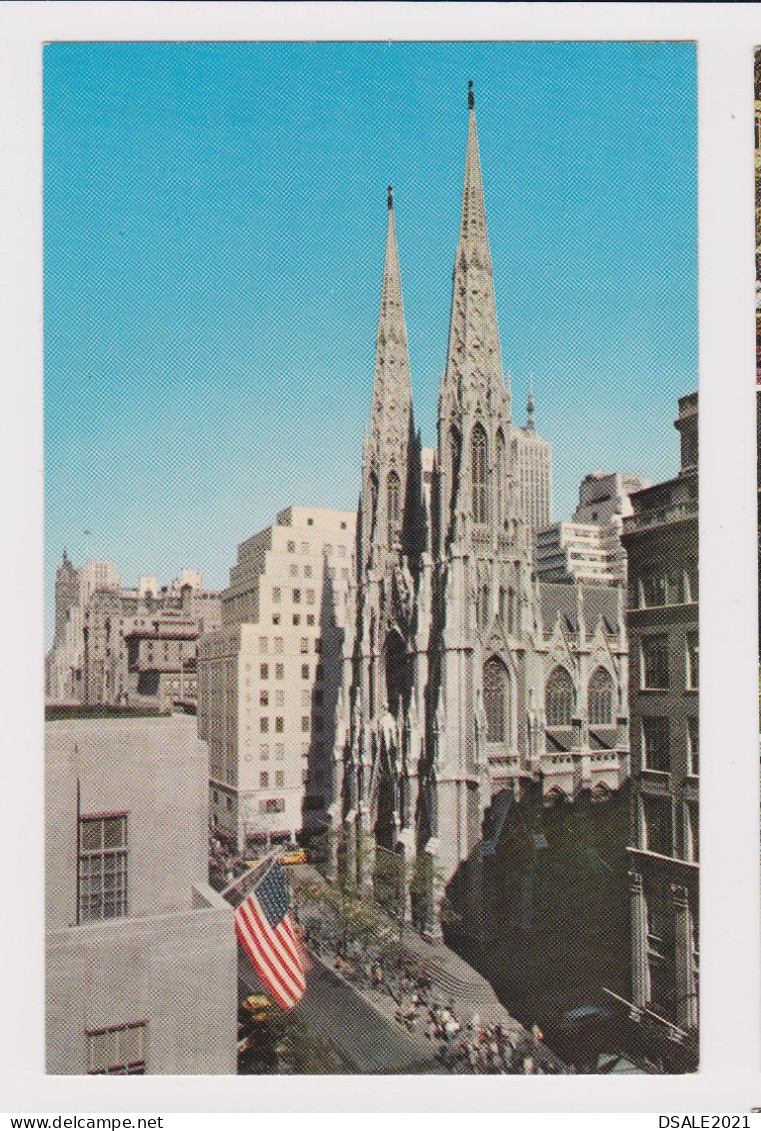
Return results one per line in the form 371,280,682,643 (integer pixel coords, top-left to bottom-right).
46,885,236,1075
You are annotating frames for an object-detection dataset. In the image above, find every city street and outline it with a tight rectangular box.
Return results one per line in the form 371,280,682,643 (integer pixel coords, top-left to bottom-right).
238,951,443,1074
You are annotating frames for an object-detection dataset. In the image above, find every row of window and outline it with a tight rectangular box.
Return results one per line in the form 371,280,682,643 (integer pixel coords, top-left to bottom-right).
285,539,348,555
258,637,319,656
260,714,324,734
481,660,617,742
641,795,699,862
637,563,698,609
255,687,325,708
640,632,699,691
641,715,699,775
258,660,324,681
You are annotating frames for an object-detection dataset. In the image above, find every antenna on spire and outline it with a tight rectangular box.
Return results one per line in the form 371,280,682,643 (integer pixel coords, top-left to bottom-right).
527,373,536,433
468,79,475,110
387,184,394,211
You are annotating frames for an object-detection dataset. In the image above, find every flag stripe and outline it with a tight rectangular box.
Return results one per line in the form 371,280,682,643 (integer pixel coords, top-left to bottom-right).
234,915,292,1011
237,900,303,1006
236,913,296,1011
243,898,305,995
238,898,305,1003
245,896,306,991
276,917,305,973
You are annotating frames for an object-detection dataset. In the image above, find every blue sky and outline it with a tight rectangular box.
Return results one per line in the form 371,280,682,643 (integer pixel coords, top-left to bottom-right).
44,41,697,641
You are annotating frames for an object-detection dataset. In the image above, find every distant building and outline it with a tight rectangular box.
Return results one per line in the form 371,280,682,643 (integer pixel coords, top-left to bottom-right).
46,714,236,1075
514,383,553,540
46,557,222,710
197,505,356,849
535,472,651,586
621,392,699,1037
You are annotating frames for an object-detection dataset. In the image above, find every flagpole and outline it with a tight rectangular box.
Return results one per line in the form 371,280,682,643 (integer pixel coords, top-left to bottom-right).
219,849,279,901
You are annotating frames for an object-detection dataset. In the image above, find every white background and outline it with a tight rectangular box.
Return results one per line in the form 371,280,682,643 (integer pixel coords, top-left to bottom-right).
0,0,758,1116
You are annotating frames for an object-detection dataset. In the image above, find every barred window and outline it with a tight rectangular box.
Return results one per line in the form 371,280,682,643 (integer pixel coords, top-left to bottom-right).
685,631,699,689
79,815,128,923
642,716,670,773
483,656,509,743
641,634,669,690
471,424,488,524
387,471,401,550
545,667,574,727
87,1022,146,1075
588,667,613,725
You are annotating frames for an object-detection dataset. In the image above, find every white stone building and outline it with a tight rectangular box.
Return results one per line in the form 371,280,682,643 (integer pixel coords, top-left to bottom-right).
535,471,651,587
46,715,236,1075
197,505,356,849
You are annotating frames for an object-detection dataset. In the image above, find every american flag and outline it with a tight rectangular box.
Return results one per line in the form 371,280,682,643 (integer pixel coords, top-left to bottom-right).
234,858,306,1011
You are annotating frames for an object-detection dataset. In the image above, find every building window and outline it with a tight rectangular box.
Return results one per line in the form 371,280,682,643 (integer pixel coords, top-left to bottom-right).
685,631,699,689
665,568,685,606
259,689,269,707
685,801,699,862
307,614,315,626
641,634,669,690
274,637,284,654
642,716,670,772
545,667,574,727
643,796,674,857
275,716,284,733
304,564,313,578
301,743,310,758
259,798,285,814
293,614,301,626
302,716,310,733
293,588,301,604
640,573,667,608
301,542,310,554
476,583,489,631
258,636,268,654
260,772,269,788
260,717,269,733
495,430,505,525
290,564,298,578
387,471,401,549
260,663,269,680
272,613,281,625
300,638,309,654
686,559,699,603
275,664,284,680
79,815,128,923
483,656,509,743
301,689,310,707
314,638,322,653
302,664,310,680
687,716,699,776
272,588,281,603
274,689,284,707
275,744,285,760
471,424,488,525
275,771,285,787
287,541,296,553
306,589,315,604
87,1022,146,1075
260,744,269,760
588,667,614,725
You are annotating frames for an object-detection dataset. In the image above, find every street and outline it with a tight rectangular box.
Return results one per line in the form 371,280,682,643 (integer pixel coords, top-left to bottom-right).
238,950,444,1074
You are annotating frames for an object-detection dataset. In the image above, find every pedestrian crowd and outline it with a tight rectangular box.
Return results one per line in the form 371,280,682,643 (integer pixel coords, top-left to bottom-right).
298,901,571,1075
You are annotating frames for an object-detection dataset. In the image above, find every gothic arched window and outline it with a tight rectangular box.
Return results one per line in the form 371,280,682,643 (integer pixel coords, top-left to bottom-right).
546,666,574,727
471,425,488,525
588,667,614,726
387,471,401,550
483,656,510,743
495,429,505,526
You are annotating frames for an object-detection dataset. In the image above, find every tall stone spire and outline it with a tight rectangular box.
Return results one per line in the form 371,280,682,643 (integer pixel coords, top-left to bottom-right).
441,81,509,424
370,184,412,439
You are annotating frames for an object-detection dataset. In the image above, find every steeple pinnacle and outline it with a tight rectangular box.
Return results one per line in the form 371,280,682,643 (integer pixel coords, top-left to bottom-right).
370,184,412,436
440,82,508,421
527,374,536,433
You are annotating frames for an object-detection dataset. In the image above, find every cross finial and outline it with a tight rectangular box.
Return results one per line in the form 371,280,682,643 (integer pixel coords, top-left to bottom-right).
468,80,474,110
387,184,393,211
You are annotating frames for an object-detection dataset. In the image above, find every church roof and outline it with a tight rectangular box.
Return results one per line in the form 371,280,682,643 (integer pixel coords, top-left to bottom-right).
539,581,621,636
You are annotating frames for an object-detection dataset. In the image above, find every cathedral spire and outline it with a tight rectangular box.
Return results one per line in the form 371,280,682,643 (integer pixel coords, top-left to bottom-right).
440,81,509,425
370,183,412,436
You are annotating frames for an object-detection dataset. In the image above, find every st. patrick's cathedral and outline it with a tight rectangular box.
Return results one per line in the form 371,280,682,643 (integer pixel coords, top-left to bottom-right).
330,85,630,932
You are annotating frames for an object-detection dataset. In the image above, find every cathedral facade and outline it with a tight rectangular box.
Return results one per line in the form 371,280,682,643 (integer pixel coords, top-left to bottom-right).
331,86,630,931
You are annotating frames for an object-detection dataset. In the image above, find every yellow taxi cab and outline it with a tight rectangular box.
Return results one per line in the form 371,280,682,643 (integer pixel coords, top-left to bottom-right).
279,848,307,866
